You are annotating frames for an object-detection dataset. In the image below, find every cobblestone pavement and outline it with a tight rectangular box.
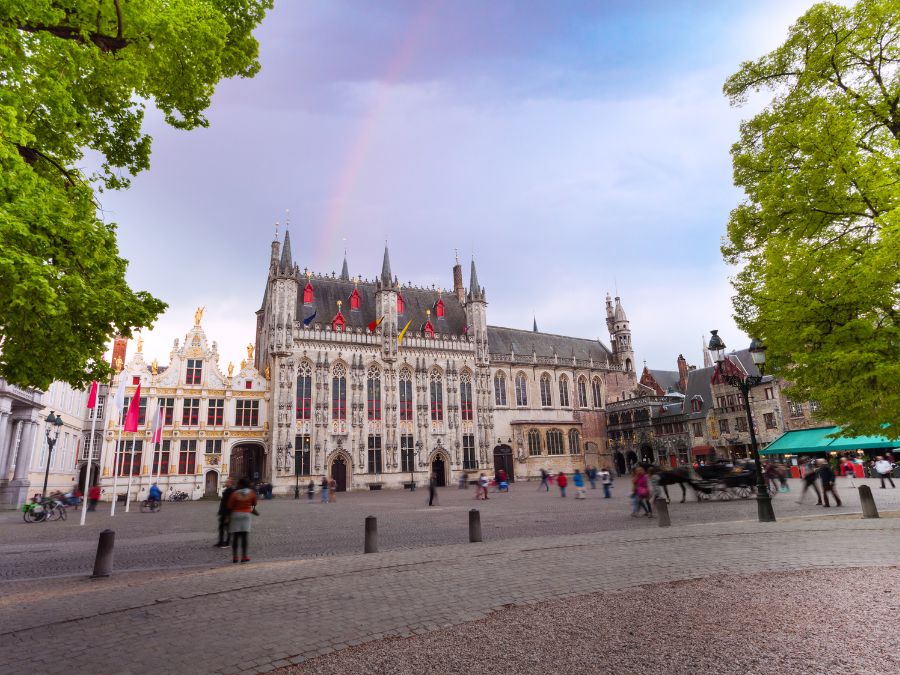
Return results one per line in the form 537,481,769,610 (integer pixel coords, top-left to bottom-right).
1,478,897,581
0,513,897,674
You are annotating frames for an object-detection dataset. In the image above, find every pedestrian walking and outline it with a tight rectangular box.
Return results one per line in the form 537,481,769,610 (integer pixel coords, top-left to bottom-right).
87,484,101,512
817,459,842,507
539,468,549,491
587,466,597,490
599,467,612,498
797,459,822,505
572,469,586,499
873,456,896,488
556,471,568,498
428,472,438,506
215,478,235,548
226,478,258,564
839,457,856,488
477,473,490,500
320,475,329,504
306,479,315,501
328,477,337,502
632,466,652,517
459,472,467,489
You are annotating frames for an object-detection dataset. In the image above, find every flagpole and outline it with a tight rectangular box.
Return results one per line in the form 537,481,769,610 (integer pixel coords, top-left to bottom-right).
124,431,136,512
80,407,97,526
110,425,122,516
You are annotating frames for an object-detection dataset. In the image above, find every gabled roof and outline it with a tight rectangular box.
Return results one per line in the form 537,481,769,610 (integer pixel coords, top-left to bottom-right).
645,368,681,394
683,364,717,419
487,326,613,364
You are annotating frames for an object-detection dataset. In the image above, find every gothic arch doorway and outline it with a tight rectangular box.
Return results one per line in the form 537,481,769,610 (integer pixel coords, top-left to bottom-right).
614,451,626,476
626,451,638,471
204,471,219,497
639,445,655,464
330,454,349,492
492,444,514,482
430,454,447,487
77,462,100,488
230,443,266,482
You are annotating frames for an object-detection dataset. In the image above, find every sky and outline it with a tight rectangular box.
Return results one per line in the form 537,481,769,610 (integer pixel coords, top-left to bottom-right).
97,0,823,373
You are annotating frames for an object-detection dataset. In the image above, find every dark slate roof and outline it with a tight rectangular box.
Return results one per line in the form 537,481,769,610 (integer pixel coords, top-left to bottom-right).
648,369,681,393
296,276,468,335
487,326,613,363
683,364,716,418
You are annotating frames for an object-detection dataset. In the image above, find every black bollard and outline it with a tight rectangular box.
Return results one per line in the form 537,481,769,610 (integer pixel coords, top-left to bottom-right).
469,508,482,542
858,485,879,519
653,498,671,527
364,515,378,553
91,529,115,578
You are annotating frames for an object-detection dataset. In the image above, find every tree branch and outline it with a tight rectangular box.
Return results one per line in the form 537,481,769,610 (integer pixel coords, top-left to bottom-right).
16,23,129,53
16,144,76,187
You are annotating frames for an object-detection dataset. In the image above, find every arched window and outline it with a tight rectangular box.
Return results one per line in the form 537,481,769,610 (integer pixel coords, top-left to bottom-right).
429,369,444,421
367,366,381,421
592,377,602,408
568,429,581,454
296,361,312,420
396,294,405,314
349,288,361,311
577,377,588,408
303,282,314,305
559,375,570,407
540,374,552,407
399,369,413,421
546,428,564,455
460,371,473,421
515,373,528,407
434,298,445,318
527,429,542,456
494,372,507,406
331,363,347,420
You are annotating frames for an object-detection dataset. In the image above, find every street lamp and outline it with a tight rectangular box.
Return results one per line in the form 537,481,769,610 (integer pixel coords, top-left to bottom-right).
42,411,64,499
707,330,775,523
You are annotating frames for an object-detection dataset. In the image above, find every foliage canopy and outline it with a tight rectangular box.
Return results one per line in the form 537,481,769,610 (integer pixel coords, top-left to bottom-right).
0,0,272,390
724,0,900,438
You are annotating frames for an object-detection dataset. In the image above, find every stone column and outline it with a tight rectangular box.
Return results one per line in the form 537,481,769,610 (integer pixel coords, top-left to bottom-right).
9,418,39,505
1,419,20,480
0,410,11,478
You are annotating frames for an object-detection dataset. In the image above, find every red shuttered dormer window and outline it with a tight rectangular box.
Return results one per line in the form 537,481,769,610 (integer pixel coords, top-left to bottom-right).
332,312,346,332
434,298,445,318
422,320,435,338
303,282,314,305
349,288,360,311
396,294,405,314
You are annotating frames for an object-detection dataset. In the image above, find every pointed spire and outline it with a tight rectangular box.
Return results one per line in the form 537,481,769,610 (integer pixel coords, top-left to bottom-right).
702,334,713,368
467,258,485,301
533,315,538,333
380,245,392,285
280,228,293,272
340,254,349,281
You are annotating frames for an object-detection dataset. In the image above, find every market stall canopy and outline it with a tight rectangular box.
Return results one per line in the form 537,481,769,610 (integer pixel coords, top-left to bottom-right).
761,426,897,455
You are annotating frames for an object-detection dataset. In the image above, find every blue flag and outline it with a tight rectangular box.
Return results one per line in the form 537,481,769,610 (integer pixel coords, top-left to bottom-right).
303,310,317,326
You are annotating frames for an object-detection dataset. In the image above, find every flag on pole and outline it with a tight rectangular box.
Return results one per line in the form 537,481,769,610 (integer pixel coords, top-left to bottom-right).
124,383,141,432
113,373,127,411
367,316,384,333
397,319,413,345
149,404,163,444
463,325,471,335
86,381,99,409
303,310,317,326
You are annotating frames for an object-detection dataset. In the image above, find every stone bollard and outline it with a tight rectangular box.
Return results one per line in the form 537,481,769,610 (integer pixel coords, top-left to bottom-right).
653,498,671,527
364,516,378,553
469,509,482,542
91,529,115,578
858,485,879,519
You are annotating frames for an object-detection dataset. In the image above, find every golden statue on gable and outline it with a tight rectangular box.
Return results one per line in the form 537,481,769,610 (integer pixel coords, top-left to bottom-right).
227,361,234,377
246,343,254,360
264,364,270,380
151,358,158,375
114,356,123,372
137,335,144,352
194,306,205,326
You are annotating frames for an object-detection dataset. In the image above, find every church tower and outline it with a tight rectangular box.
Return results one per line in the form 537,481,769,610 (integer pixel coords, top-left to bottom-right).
464,259,488,366
374,245,399,362
606,293,635,373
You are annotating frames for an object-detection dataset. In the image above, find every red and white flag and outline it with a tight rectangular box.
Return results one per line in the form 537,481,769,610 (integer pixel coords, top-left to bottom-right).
124,383,141,432
86,381,99,409
149,404,163,444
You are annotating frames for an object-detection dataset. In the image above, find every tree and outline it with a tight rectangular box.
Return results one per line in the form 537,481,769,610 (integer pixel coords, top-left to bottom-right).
723,0,900,439
0,0,273,390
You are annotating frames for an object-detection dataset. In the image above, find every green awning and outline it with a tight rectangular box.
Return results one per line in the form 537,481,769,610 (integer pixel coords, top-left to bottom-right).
761,426,898,455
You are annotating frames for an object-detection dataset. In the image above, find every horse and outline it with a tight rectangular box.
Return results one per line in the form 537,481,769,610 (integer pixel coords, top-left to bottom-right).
657,466,702,503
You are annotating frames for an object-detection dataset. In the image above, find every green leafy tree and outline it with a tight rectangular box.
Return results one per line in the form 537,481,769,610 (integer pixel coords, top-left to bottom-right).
0,0,272,389
723,0,900,439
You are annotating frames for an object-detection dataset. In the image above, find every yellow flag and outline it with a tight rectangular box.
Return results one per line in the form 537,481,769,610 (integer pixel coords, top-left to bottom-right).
397,319,413,345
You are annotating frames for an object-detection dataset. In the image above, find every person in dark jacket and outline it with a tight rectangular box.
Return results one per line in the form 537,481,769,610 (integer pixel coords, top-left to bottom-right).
215,479,235,548
796,459,822,505
428,472,438,506
817,459,842,507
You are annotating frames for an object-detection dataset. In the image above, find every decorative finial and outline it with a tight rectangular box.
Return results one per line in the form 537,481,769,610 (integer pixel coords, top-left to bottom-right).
274,220,279,240
136,333,144,353
426,309,431,317
151,358,158,375
284,208,290,229
194,306,205,326
455,248,459,264
337,300,342,309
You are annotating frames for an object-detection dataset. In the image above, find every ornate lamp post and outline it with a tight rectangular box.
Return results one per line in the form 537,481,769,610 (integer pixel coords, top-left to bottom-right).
42,411,65,499
707,331,775,523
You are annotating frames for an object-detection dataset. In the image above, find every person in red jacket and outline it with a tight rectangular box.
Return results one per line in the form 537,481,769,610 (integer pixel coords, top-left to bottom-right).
556,472,568,498
87,484,101,512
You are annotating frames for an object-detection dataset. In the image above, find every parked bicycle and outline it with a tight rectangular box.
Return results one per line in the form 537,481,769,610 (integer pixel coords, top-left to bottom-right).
140,499,162,513
168,489,189,502
21,495,66,523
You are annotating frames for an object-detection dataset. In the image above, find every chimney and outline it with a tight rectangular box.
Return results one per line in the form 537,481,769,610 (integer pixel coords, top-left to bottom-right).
677,354,689,392
112,334,128,371
453,259,464,303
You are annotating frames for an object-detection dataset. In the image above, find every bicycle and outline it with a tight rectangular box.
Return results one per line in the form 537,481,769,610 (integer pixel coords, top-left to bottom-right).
168,490,189,502
21,497,64,523
140,499,162,513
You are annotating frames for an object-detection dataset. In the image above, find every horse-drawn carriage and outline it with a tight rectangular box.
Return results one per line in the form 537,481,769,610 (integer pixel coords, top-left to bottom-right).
658,462,759,503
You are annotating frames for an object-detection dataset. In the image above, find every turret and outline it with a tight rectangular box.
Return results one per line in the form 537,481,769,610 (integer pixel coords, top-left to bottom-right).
464,258,488,366
375,245,399,361
606,293,635,373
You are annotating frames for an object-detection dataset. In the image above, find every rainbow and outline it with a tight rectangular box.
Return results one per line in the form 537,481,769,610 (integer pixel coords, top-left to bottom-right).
314,0,442,265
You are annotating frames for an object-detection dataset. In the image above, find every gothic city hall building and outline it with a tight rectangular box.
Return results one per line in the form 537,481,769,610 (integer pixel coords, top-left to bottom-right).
252,231,637,494
81,231,639,500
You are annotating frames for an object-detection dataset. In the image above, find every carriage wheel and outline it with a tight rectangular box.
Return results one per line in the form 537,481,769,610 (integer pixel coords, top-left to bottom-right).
716,488,732,501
